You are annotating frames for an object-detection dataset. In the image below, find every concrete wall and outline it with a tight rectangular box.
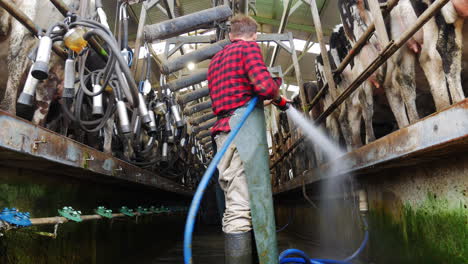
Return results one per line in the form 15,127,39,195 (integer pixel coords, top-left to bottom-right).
275,153,468,263
0,166,187,264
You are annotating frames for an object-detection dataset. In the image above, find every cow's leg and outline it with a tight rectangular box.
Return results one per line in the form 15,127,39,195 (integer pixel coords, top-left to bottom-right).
393,47,419,124
348,93,363,149
437,18,465,103
338,102,353,151
359,81,376,144
384,59,410,128
419,19,451,110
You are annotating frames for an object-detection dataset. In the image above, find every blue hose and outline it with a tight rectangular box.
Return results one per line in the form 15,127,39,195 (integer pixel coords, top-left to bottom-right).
183,97,259,264
182,96,369,264
279,217,369,264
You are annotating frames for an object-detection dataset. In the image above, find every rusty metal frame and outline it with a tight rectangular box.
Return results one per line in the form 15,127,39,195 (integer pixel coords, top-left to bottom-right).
274,99,468,194
0,110,193,196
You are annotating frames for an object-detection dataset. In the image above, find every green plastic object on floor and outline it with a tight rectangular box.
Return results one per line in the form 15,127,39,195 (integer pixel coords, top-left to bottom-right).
95,206,113,218
119,206,134,217
229,104,279,264
58,206,82,222
137,206,151,215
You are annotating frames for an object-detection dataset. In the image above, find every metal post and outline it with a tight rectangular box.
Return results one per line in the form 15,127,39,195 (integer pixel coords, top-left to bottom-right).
307,0,337,100
269,0,292,67
131,1,159,76
288,32,307,110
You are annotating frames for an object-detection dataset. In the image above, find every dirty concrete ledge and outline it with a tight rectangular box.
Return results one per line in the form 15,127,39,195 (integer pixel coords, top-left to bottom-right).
0,110,194,196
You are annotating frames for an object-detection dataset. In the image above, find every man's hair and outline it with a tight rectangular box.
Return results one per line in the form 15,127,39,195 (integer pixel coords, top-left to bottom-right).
229,14,258,37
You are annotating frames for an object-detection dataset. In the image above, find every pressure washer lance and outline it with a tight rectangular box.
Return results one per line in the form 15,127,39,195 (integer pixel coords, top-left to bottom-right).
31,35,52,80
117,100,131,134
92,83,104,115
62,57,76,99
17,67,40,107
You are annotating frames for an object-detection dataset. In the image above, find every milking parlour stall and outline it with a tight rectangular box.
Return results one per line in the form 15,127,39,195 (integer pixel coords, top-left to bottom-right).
0,0,466,263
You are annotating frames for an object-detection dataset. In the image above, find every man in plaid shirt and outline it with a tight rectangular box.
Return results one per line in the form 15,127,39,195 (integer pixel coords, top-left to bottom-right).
207,14,289,264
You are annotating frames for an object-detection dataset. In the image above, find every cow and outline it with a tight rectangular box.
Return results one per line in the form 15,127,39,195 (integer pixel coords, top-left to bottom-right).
337,0,466,130
315,25,367,151
0,0,79,126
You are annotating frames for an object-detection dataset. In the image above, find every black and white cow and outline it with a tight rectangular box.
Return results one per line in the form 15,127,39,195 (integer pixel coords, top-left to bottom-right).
315,25,368,151
337,0,466,130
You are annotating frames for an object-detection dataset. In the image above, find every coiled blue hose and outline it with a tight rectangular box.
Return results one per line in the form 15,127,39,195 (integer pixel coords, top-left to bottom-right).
279,217,369,264
183,97,369,264
183,97,259,264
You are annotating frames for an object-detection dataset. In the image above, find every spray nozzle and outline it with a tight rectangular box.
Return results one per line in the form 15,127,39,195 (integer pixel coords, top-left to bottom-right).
272,96,290,111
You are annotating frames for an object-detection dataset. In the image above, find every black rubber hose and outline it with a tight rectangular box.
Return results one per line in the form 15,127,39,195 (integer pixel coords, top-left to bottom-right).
83,28,139,108
74,87,116,133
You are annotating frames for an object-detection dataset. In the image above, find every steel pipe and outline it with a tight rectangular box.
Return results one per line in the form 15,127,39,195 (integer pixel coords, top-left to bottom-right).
162,69,208,92
200,136,212,145
192,118,216,134
144,5,232,41
29,210,175,226
183,100,212,116
196,129,211,140
177,86,210,105
190,111,215,126
161,39,231,74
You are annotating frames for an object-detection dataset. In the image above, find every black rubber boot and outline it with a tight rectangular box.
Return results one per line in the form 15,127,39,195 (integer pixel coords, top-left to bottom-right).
224,231,253,264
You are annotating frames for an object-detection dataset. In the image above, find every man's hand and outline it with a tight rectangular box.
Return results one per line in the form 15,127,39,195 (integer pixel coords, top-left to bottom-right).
272,96,292,111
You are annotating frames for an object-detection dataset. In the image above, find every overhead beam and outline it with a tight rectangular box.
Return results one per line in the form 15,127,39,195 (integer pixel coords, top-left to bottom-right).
251,16,331,35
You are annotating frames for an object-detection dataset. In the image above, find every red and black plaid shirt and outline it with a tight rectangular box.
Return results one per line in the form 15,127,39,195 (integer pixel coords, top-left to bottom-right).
207,39,281,135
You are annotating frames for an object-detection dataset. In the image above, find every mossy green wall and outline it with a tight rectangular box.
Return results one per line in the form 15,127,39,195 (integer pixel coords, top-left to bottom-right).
365,155,468,264
275,154,467,263
0,166,187,264
369,194,467,263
